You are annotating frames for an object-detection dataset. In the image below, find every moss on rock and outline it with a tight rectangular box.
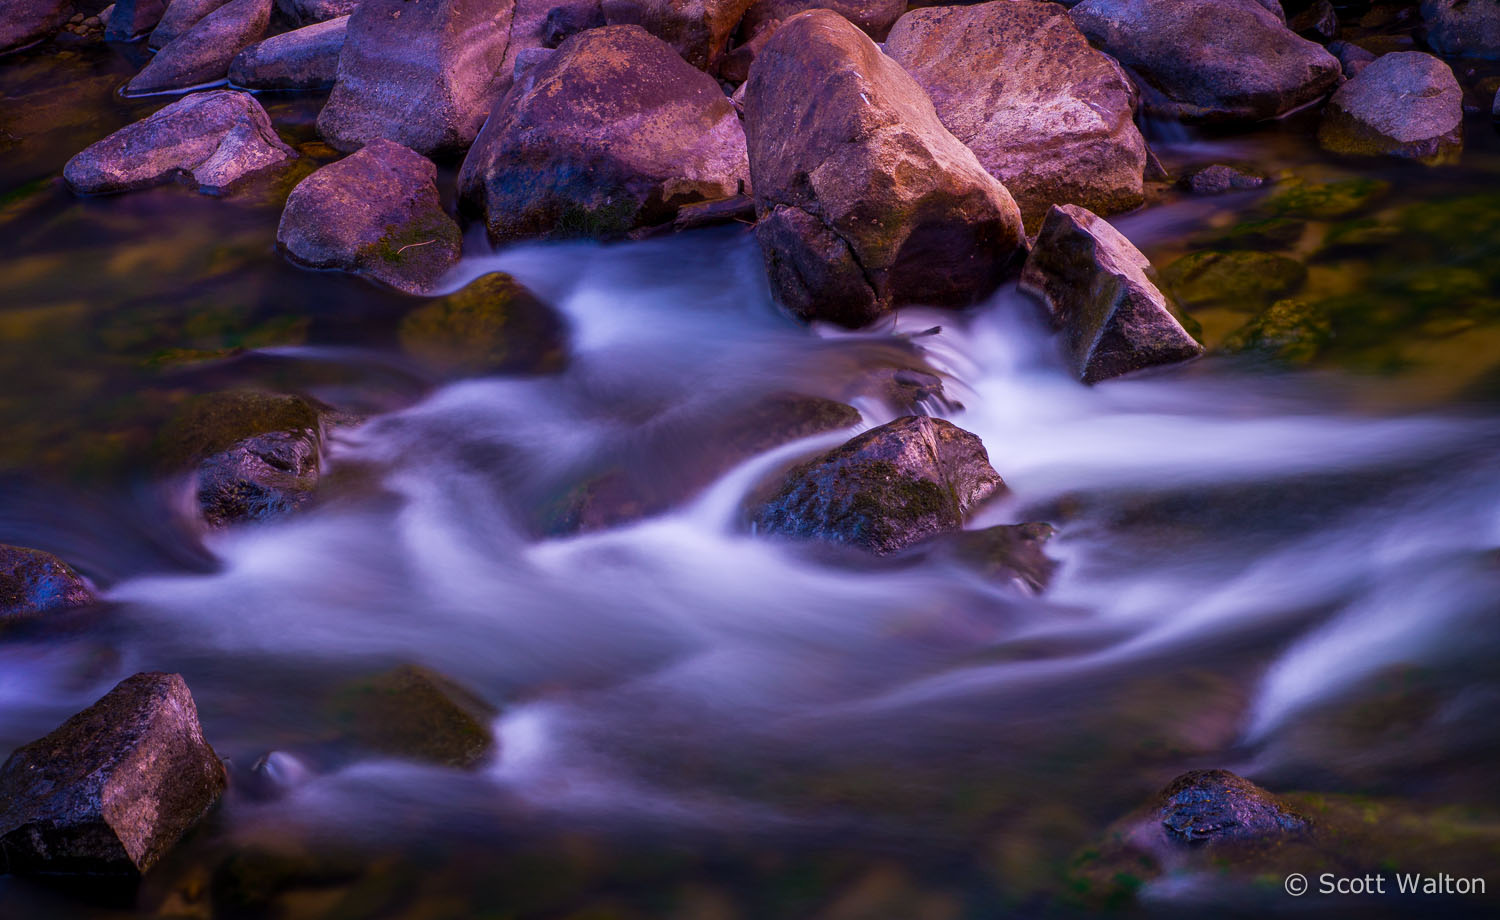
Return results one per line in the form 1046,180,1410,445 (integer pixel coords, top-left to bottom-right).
1160,251,1308,310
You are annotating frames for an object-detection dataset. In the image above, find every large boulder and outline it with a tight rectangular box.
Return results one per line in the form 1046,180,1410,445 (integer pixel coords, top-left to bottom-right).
0,673,226,877
229,15,347,90
279,139,461,293
1317,52,1463,165
64,90,295,195
745,10,1025,328
316,0,515,157
0,545,94,620
459,25,749,242
601,0,753,70
1068,0,1340,123
1020,204,1201,384
1421,0,1500,60
884,1,1146,232
126,0,271,95
749,415,1004,555
103,0,168,39
0,0,73,53
275,0,356,24
739,0,905,42
148,0,224,48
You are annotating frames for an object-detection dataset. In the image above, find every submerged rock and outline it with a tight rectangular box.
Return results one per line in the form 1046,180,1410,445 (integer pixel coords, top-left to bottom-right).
103,0,167,39
0,672,226,877
941,522,1057,593
1264,177,1389,219
1069,0,1340,123
229,15,346,90
278,139,461,294
601,0,751,70
64,90,295,195
330,665,497,768
1177,164,1265,196
0,0,74,54
127,0,270,95
1020,204,1201,384
749,416,1004,555
0,544,94,619
148,0,224,48
459,25,748,242
1318,52,1463,165
1421,0,1500,60
884,0,1147,231
398,272,567,374
1161,250,1307,310
745,10,1025,328
1220,298,1331,364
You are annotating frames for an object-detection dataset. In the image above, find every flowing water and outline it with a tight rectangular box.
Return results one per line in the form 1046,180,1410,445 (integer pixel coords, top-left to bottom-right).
4,38,1500,920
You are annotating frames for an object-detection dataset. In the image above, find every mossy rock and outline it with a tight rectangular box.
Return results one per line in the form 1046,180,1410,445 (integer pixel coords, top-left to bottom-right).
1264,177,1390,219
398,272,566,374
328,665,498,768
154,390,323,471
1202,217,1306,252
1316,217,1402,257
1160,251,1308,310
1219,299,1332,364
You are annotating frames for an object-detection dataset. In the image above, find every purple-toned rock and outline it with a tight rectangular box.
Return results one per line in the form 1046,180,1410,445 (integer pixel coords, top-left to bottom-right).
1421,0,1500,60
601,0,752,70
316,0,515,157
749,415,1005,555
745,10,1025,328
541,0,602,46
148,0,226,48
64,90,295,195
0,545,94,619
229,15,346,90
459,25,749,242
1318,52,1463,165
1157,770,1309,844
1328,40,1376,78
1178,164,1264,195
275,0,356,24
279,139,461,293
103,0,167,39
884,0,1146,232
1020,204,1201,384
127,0,270,94
0,673,227,877
739,0,904,42
0,0,73,53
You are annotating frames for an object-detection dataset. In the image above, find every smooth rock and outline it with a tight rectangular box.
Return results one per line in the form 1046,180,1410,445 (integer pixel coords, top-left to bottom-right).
103,0,167,39
601,0,752,70
316,0,515,157
0,544,94,619
1421,0,1500,60
1020,204,1201,384
1318,52,1463,165
330,665,497,768
749,415,1004,555
745,10,1025,328
0,0,74,53
275,0,355,24
1178,163,1265,195
1328,39,1376,78
148,0,226,49
229,15,346,90
459,25,749,242
885,0,1146,231
64,90,295,195
127,0,270,94
1069,0,1341,123
739,0,904,42
0,673,226,877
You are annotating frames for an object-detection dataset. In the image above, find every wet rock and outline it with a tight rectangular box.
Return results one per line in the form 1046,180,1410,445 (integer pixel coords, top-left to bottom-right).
884,1,1146,232
1421,0,1500,60
749,415,1004,555
745,10,1025,328
316,0,515,157
127,0,271,95
1288,0,1335,42
1069,0,1340,123
1202,217,1304,252
229,16,346,90
1328,40,1376,79
941,522,1057,593
1177,164,1265,196
739,0,904,42
103,0,167,39
1264,176,1389,219
149,0,225,48
0,544,94,619
0,672,227,877
1318,52,1463,165
1219,298,1331,364
0,0,74,54
458,25,749,242
275,0,355,24
398,272,567,374
330,665,497,768
847,366,951,414
1020,204,1201,384
278,139,461,293
671,193,756,232
601,0,752,70
542,0,602,45
1157,769,1308,844
64,90,295,195
1161,251,1307,310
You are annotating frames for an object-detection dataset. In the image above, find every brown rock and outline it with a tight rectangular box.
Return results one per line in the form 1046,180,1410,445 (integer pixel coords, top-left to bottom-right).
601,0,752,70
0,545,94,619
127,0,271,95
229,15,346,90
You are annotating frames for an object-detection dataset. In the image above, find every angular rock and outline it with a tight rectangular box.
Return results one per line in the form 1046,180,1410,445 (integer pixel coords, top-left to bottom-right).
0,0,74,53
1157,769,1308,845
601,0,752,70
0,673,227,877
739,0,905,42
275,0,356,24
1020,204,1201,384
103,0,168,39
542,0,603,46
279,139,461,293
149,0,224,48
885,1,1146,231
127,0,271,95
1069,0,1341,123
0,544,94,619
64,90,295,195
398,272,567,374
330,665,497,768
316,0,515,157
1421,0,1500,60
745,10,1025,328
229,15,346,90
459,25,749,242
1178,163,1265,195
749,415,1004,555
1318,52,1463,165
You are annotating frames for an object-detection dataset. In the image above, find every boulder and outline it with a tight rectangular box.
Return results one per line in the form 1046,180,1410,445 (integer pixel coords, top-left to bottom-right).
1020,204,1201,384
148,0,224,48
601,0,753,70
458,25,749,242
329,665,496,768
749,415,1004,555
316,0,515,157
127,0,271,95
64,90,295,195
1421,0,1500,60
739,0,905,42
1069,0,1341,123
542,0,603,45
0,0,74,53
1177,163,1265,195
275,0,356,24
398,272,568,374
229,15,346,90
1317,52,1463,165
884,1,1146,232
103,0,167,39
0,673,226,877
278,139,461,293
745,10,1025,328
0,545,94,619
1328,39,1376,78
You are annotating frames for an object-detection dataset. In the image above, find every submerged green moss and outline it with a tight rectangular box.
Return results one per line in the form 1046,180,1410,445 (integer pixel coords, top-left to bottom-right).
1219,299,1333,364
1161,251,1308,310
1264,178,1390,219
155,390,321,470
